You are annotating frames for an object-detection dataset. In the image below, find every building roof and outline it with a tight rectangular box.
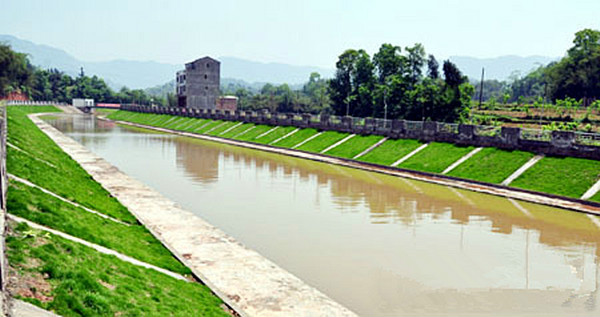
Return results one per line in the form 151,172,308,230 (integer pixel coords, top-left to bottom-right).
186,56,220,66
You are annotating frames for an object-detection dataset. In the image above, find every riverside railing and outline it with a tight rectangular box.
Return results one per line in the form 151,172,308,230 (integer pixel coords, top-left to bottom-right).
120,105,600,160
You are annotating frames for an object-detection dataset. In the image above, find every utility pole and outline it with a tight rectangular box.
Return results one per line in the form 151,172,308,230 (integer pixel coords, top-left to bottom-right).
478,67,485,109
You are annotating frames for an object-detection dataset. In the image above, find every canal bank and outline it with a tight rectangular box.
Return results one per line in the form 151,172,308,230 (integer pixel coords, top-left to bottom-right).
28,112,357,317
51,113,600,316
104,116,600,217
5,106,234,316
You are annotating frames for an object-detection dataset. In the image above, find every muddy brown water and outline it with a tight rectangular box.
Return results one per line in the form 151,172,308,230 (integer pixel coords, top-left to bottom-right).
46,114,600,316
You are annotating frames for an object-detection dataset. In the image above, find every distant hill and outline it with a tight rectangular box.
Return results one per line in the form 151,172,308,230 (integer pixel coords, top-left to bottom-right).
449,55,558,81
0,34,334,90
218,56,333,85
1,34,559,89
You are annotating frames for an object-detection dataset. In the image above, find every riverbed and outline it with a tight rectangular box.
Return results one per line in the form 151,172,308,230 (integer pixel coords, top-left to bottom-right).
46,114,600,316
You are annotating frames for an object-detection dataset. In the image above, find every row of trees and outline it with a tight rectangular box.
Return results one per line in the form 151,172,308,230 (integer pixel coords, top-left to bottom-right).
0,43,163,106
475,29,600,106
328,44,473,122
222,72,331,114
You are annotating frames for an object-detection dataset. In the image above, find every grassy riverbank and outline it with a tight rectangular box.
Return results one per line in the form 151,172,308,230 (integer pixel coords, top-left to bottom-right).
7,106,229,316
106,110,600,202
7,222,229,317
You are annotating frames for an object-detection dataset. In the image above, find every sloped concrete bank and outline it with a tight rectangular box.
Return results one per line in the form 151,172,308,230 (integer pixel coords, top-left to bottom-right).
105,117,600,217
30,113,357,317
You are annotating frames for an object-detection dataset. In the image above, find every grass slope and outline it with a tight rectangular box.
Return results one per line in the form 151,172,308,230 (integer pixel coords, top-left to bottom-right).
8,181,189,274
296,131,349,153
7,222,229,317
206,121,240,136
253,126,297,145
447,148,535,184
398,142,474,173
358,138,423,166
232,125,273,142
510,156,600,198
7,107,135,223
220,123,255,139
272,128,319,148
326,135,384,159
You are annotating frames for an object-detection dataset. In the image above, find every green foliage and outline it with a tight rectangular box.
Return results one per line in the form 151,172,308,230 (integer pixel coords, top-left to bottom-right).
222,72,331,114
511,156,600,198
329,44,470,122
6,223,228,317
0,43,33,96
447,148,535,184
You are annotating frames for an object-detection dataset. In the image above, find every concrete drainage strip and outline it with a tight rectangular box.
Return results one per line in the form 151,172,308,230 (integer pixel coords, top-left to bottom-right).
28,113,358,317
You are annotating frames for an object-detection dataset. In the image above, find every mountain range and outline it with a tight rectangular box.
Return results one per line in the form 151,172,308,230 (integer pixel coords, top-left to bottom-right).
1,34,558,91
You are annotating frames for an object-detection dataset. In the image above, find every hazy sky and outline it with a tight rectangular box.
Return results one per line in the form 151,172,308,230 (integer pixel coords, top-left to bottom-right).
1,0,599,68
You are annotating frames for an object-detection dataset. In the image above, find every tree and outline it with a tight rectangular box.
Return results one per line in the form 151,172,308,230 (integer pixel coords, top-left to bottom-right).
427,55,439,79
405,43,426,88
0,43,33,97
329,49,376,116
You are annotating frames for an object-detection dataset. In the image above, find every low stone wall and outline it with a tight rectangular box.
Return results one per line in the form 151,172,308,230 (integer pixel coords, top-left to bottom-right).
120,105,600,160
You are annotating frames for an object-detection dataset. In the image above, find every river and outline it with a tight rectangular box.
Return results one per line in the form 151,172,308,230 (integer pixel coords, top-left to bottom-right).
46,114,600,316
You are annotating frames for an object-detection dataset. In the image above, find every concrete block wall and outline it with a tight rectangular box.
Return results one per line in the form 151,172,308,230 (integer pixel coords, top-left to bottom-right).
120,105,600,161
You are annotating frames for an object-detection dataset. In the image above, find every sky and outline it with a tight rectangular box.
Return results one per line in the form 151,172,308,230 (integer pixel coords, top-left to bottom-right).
1,0,599,68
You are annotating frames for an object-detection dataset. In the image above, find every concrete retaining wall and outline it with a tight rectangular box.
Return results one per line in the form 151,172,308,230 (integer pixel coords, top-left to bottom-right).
120,105,600,160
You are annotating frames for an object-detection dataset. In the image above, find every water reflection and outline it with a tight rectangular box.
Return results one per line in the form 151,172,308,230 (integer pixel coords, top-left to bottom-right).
46,114,600,316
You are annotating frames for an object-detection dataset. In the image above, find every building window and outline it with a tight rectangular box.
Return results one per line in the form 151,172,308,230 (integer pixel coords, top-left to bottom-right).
204,74,207,79
206,63,210,68
205,86,208,90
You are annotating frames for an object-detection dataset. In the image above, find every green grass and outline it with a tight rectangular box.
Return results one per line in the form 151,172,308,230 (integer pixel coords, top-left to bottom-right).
296,131,350,153
8,181,189,274
271,128,319,148
232,125,274,142
357,138,423,166
6,222,229,317
206,121,240,136
447,148,535,184
510,156,600,198
194,120,223,134
220,123,255,139
7,107,135,223
252,126,298,145
325,135,384,159
398,142,474,173
93,108,117,114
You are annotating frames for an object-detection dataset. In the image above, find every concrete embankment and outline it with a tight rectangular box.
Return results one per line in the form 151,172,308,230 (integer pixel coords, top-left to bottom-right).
105,117,600,217
30,113,357,317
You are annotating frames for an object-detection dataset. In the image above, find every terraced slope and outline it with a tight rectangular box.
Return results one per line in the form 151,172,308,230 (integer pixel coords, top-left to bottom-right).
254,126,298,145
447,148,535,184
510,156,600,198
326,135,384,159
271,128,319,148
398,142,474,173
296,131,350,153
357,138,424,166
